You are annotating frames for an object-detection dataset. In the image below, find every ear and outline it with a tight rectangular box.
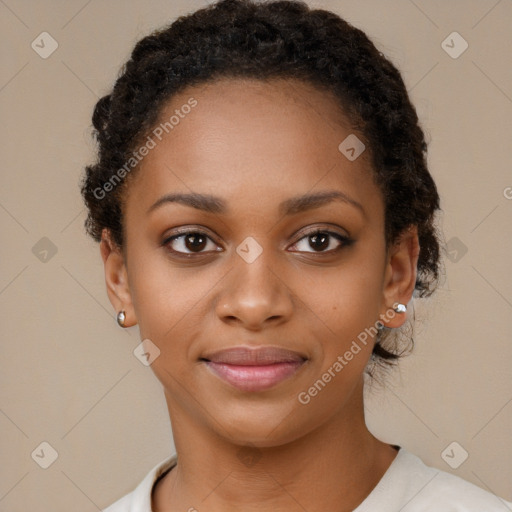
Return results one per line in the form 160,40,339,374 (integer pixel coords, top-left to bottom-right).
379,225,420,328
100,228,137,327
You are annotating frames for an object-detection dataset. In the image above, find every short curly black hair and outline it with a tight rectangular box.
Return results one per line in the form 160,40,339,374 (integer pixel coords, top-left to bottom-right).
81,0,443,372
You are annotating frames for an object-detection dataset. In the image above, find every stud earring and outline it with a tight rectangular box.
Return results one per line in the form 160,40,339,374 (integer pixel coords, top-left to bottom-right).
117,310,126,327
393,303,407,314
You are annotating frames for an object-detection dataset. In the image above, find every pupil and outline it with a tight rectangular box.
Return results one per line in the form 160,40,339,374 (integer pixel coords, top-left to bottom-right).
311,233,329,251
186,234,206,252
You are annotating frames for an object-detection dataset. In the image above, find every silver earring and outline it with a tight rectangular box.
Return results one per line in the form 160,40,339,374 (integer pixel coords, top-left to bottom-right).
393,303,407,314
117,310,126,327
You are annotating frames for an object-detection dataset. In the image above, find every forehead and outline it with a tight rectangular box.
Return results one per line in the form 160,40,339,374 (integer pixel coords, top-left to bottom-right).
125,77,382,222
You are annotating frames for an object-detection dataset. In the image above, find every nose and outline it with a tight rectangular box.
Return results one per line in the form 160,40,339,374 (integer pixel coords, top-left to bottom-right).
215,248,294,331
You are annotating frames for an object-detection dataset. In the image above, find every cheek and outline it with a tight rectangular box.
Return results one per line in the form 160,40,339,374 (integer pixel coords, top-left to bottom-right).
127,250,223,378
294,258,384,343
127,240,198,326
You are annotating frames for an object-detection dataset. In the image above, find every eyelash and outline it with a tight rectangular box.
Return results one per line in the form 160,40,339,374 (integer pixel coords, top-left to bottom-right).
162,227,353,258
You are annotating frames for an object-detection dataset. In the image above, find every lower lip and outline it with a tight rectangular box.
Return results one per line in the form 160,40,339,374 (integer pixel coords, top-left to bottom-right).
204,361,305,392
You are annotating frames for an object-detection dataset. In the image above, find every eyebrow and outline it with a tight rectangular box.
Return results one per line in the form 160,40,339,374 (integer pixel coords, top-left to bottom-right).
147,190,365,217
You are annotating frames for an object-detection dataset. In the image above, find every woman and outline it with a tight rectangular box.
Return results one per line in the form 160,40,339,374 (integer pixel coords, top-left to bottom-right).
81,0,512,510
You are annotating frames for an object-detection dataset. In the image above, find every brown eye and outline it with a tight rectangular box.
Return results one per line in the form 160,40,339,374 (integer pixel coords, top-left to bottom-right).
164,230,220,256
290,229,352,254
309,232,330,251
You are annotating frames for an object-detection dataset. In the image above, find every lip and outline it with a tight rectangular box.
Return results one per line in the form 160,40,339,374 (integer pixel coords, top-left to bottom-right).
201,346,307,392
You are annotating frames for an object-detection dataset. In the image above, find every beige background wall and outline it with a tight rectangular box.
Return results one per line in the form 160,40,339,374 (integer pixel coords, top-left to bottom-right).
1,0,511,510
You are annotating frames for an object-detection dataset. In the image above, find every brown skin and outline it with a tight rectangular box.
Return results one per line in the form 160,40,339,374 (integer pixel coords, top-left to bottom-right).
100,78,419,512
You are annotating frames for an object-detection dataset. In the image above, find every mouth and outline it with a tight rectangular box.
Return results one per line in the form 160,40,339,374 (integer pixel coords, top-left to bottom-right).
200,346,307,392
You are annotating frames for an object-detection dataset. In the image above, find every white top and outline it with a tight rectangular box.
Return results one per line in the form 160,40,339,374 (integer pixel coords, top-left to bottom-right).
103,447,512,511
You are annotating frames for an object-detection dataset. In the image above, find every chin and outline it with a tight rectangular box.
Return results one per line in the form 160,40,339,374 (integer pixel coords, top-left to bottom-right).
210,401,316,449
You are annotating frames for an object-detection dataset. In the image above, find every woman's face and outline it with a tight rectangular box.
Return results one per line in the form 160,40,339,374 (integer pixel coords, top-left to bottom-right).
103,78,417,447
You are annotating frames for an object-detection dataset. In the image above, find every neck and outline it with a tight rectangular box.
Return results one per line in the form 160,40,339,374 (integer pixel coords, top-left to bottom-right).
153,379,397,512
